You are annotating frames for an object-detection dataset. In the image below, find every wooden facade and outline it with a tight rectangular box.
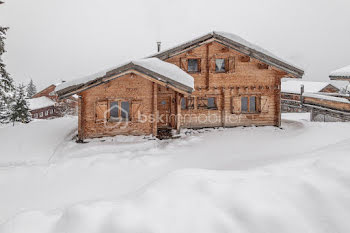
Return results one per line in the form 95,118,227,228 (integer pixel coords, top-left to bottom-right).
56,32,304,140
164,41,287,128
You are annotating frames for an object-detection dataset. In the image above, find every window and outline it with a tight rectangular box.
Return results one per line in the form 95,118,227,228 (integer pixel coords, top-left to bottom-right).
50,109,54,114
208,97,216,109
110,101,119,119
198,97,217,110
181,97,194,110
121,101,130,120
181,98,186,110
249,96,256,112
241,96,259,113
241,97,248,112
39,112,43,117
109,100,130,121
45,110,48,116
34,113,38,118
215,58,226,72
187,59,200,73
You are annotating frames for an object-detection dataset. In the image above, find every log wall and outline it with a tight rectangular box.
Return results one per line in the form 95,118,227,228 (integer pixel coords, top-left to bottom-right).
165,41,284,128
79,73,155,139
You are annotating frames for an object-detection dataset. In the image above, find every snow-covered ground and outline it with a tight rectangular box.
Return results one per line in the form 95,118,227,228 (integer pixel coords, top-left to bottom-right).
0,113,350,233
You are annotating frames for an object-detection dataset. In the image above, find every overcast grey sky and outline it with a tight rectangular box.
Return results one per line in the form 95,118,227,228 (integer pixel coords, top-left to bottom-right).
1,0,349,89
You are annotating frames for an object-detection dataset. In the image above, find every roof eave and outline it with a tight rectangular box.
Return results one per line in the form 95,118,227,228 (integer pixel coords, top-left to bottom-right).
56,63,194,99
330,75,350,80
151,32,304,78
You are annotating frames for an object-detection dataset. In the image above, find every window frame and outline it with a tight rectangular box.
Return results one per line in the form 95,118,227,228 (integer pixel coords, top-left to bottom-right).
107,99,131,122
240,95,260,114
197,97,218,110
187,58,200,73
39,112,43,117
215,58,227,73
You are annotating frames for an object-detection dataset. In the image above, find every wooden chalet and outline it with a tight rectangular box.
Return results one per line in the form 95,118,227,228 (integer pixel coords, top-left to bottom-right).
56,31,304,140
281,80,339,104
28,96,57,119
34,83,78,116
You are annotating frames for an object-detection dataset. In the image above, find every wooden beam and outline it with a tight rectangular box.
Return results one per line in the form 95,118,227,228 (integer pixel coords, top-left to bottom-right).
176,93,181,133
258,63,269,69
206,43,210,90
241,55,250,62
152,83,158,136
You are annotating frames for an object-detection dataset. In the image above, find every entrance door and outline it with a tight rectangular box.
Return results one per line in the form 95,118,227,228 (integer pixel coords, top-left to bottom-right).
157,95,171,127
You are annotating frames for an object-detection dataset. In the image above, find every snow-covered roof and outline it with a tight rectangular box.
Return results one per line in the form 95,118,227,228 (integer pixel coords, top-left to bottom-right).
281,80,336,94
303,93,350,104
27,96,55,110
329,65,350,79
56,58,194,97
151,31,304,78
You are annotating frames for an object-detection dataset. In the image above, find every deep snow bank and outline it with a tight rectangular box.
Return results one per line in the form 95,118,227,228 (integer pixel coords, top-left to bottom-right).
0,117,77,165
1,147,350,233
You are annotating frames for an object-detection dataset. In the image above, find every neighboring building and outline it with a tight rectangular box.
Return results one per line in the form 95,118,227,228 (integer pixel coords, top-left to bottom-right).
56,31,304,140
32,84,58,101
28,96,56,119
33,83,78,116
282,80,339,95
329,65,350,81
281,80,340,113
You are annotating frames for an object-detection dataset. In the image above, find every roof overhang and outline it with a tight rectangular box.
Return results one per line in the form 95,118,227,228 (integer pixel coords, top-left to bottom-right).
56,62,194,99
329,76,350,81
150,32,304,79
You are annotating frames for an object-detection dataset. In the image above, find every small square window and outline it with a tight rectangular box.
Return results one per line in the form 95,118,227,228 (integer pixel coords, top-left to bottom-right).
215,59,226,72
187,59,199,73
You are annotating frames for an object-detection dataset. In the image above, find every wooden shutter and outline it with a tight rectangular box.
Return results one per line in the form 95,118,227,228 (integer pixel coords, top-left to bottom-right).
210,58,216,73
256,96,262,113
225,58,230,73
180,58,187,71
95,100,108,122
261,96,269,113
132,101,142,122
228,57,235,73
232,96,241,113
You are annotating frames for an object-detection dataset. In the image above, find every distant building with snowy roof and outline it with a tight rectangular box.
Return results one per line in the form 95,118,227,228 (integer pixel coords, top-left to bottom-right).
329,65,350,80
31,82,78,119
281,80,339,95
28,96,56,119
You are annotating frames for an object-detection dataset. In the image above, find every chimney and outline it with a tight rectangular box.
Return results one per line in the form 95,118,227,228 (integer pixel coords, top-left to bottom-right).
157,41,161,52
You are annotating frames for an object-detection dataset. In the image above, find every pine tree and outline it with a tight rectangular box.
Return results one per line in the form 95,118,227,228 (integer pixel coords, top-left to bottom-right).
10,84,31,125
26,79,37,98
0,26,15,123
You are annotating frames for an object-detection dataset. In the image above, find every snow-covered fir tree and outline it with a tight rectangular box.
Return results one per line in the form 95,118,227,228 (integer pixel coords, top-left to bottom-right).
0,26,15,123
26,78,37,98
10,84,31,125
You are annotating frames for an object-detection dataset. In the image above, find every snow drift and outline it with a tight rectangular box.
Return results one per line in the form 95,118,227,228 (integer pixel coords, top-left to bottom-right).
0,114,350,233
